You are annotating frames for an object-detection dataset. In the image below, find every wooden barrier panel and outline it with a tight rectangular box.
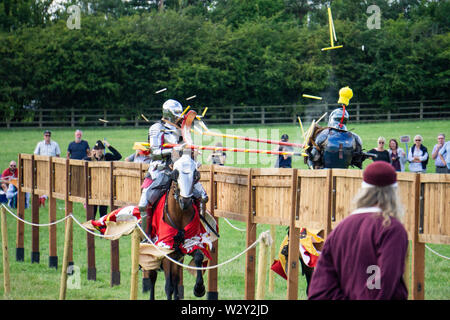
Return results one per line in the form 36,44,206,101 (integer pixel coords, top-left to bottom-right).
34,155,50,195
52,157,68,200
296,169,331,234
113,162,142,207
396,173,417,240
68,160,86,203
21,154,33,193
420,174,450,245
88,162,111,206
331,169,362,228
213,166,250,222
252,168,292,226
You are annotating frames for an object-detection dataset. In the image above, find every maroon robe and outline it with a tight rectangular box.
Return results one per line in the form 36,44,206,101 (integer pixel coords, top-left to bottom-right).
308,207,408,300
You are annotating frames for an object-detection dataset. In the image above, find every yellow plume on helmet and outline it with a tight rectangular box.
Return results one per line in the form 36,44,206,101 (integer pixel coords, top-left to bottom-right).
338,86,353,106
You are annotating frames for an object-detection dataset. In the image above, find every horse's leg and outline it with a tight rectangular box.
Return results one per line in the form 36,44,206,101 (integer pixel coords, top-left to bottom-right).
193,249,206,297
148,270,157,300
169,261,182,300
163,259,174,300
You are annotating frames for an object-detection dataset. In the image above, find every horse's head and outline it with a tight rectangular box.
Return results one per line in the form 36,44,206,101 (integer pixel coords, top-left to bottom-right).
171,153,200,211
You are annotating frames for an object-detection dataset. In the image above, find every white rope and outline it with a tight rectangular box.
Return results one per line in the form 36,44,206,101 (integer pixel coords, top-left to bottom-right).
223,217,246,232
137,224,271,271
1,204,141,240
1,204,70,227
1,203,276,271
425,245,450,261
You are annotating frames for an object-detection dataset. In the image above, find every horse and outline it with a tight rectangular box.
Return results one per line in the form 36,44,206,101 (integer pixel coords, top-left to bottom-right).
147,153,206,300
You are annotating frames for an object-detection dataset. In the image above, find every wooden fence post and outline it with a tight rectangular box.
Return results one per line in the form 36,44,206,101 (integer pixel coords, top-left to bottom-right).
31,155,40,263
65,159,74,267
207,165,219,300
84,162,96,280
1,206,11,296
287,169,299,300
110,162,120,286
256,234,269,300
59,216,73,300
16,154,25,262
130,227,140,300
48,157,58,269
268,225,276,293
411,173,425,300
245,168,256,300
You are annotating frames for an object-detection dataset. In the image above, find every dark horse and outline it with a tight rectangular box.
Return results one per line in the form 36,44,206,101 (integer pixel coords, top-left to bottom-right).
147,154,206,300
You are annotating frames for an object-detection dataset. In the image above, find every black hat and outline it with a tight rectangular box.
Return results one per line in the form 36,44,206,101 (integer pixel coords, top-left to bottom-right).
44,130,51,135
93,140,105,150
281,134,289,142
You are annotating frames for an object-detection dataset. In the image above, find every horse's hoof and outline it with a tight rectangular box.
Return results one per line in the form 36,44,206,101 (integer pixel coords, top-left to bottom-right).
194,284,206,298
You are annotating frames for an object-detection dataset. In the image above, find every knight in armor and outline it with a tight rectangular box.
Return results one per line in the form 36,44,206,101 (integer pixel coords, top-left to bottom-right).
138,99,208,224
307,86,366,169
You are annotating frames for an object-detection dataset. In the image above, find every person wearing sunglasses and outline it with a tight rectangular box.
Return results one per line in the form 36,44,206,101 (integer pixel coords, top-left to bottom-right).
368,137,390,163
34,130,61,157
1,161,18,193
407,135,429,173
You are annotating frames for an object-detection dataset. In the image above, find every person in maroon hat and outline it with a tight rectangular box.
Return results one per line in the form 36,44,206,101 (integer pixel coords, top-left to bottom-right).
308,161,408,300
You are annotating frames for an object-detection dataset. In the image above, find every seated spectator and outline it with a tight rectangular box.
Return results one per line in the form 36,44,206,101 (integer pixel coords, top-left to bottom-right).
1,160,18,193
67,129,90,160
6,182,30,209
432,133,447,174
408,135,428,173
34,130,61,157
207,142,227,166
388,139,407,172
438,139,450,173
308,161,408,300
368,137,390,163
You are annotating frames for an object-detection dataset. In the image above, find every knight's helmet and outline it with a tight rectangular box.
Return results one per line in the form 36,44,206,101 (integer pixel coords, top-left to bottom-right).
162,99,183,124
328,108,349,130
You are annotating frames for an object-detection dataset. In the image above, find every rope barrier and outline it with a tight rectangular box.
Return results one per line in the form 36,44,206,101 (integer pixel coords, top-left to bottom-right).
223,217,246,232
0,204,274,271
425,245,450,261
137,223,272,271
1,204,70,227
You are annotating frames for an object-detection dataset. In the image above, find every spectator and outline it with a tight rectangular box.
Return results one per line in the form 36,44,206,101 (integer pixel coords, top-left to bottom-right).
1,161,18,193
408,135,428,173
432,134,447,174
34,130,61,157
308,161,408,300
207,142,226,166
83,140,122,218
6,182,30,209
438,139,450,173
125,147,151,164
67,129,90,160
274,134,293,168
368,137,390,163
388,139,407,172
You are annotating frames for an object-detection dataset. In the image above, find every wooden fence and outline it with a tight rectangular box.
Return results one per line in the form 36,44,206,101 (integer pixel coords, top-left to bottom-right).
14,154,450,299
2,100,449,128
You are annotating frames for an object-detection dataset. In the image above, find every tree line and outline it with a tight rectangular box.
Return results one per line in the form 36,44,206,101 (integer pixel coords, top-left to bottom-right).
0,0,449,123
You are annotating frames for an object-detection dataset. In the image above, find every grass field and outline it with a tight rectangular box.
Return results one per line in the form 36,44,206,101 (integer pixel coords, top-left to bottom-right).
0,119,449,300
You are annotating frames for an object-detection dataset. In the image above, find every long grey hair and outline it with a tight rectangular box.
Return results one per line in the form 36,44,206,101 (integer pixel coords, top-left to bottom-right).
350,185,404,227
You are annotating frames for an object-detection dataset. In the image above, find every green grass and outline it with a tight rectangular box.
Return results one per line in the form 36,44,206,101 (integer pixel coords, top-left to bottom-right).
0,120,449,300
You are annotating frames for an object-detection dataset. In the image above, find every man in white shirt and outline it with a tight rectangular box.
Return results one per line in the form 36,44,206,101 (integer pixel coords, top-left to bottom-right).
34,130,61,157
